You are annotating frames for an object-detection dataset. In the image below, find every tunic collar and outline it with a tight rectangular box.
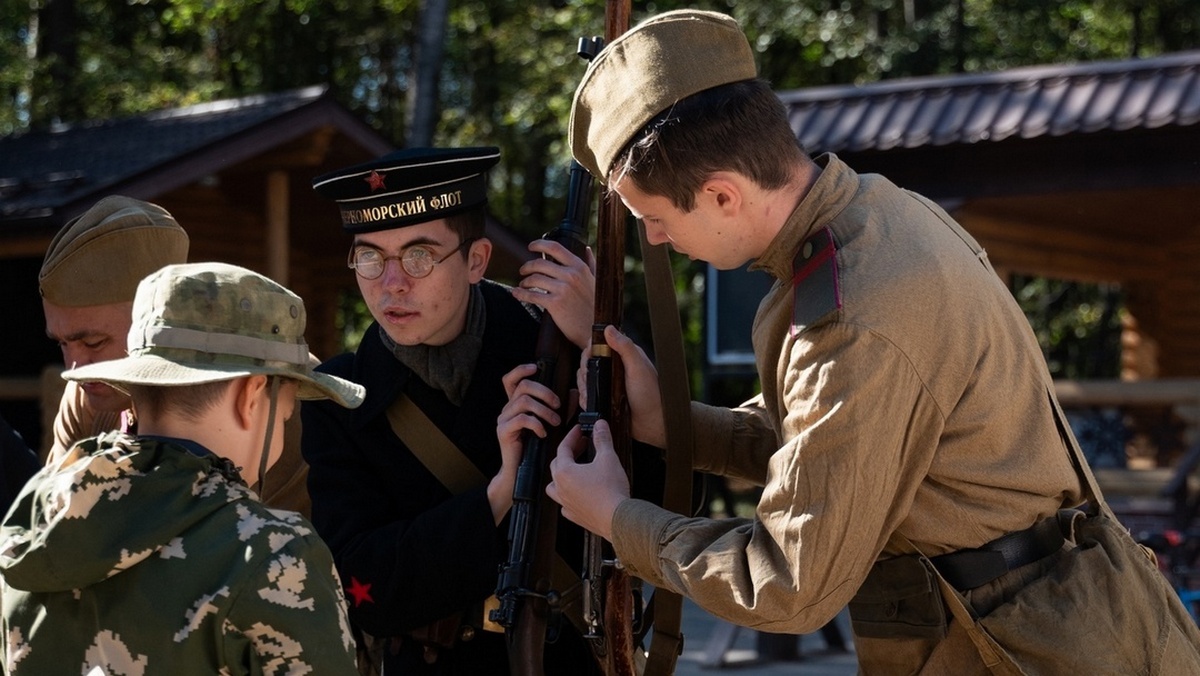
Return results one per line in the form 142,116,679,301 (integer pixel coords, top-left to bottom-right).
751,154,860,282
380,283,485,406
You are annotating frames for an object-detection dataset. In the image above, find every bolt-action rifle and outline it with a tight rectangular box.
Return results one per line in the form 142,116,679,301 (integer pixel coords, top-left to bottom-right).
575,1,640,672
497,1,689,673
577,183,639,676
491,121,598,676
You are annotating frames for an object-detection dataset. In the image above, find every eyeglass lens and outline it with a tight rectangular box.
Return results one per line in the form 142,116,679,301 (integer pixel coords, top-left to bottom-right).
349,240,471,280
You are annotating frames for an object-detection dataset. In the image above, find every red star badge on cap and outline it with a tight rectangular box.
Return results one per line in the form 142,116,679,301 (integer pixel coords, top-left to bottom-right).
365,170,387,192
347,576,374,607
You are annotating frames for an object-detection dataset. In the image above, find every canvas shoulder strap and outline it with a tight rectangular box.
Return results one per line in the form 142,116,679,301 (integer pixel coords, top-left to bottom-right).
385,393,585,632
1044,385,1113,518
638,229,693,676
386,394,487,493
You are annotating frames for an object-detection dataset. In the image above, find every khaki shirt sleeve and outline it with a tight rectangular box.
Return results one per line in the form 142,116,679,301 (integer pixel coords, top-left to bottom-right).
47,382,123,466
48,382,91,464
690,398,777,486
612,325,942,633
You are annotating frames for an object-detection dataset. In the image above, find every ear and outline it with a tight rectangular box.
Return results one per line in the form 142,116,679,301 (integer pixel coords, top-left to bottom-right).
233,375,269,430
466,237,492,284
700,173,743,216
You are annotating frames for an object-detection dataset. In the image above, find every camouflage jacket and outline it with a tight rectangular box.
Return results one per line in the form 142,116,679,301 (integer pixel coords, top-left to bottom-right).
48,380,313,518
0,433,358,675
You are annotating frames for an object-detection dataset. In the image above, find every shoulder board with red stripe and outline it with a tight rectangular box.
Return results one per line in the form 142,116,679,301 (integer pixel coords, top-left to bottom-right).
791,226,842,335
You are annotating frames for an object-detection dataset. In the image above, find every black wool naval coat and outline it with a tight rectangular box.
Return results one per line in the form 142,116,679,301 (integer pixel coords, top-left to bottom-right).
303,280,608,675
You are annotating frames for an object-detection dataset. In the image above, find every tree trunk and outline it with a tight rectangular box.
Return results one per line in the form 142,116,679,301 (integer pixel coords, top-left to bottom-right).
33,0,79,128
408,0,449,147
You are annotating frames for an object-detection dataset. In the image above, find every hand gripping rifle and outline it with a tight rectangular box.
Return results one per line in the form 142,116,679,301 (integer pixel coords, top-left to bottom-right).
500,1,691,672
491,88,599,676
573,3,641,674
579,2,693,675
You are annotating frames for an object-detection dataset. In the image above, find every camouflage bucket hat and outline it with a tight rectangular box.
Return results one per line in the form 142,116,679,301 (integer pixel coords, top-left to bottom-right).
63,262,364,409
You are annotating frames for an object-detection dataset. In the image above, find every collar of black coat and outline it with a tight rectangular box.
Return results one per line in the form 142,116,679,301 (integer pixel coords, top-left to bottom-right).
341,279,540,428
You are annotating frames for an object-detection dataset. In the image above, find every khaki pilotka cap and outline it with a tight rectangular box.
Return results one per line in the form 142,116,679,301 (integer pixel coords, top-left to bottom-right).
569,9,758,181
40,195,189,307
64,262,364,409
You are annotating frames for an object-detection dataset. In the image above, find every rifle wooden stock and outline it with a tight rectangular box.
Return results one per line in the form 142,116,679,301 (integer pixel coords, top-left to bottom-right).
578,185,638,676
578,4,636,674
605,0,631,45
495,162,593,676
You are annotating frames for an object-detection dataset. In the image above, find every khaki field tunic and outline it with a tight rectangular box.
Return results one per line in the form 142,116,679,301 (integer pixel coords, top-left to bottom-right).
612,155,1083,648
49,381,123,462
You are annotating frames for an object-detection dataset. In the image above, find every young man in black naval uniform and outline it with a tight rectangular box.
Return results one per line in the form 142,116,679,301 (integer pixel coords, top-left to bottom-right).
303,147,613,675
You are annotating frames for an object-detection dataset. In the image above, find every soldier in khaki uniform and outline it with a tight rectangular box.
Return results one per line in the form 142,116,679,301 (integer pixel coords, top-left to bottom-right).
1,262,365,675
39,195,312,515
543,9,1200,674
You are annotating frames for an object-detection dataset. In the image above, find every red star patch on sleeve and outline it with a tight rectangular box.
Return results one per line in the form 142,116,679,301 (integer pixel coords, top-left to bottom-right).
364,170,387,192
347,576,375,607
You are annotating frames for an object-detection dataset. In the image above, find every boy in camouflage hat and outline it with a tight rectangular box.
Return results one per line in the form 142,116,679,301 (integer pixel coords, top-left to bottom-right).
1,262,365,675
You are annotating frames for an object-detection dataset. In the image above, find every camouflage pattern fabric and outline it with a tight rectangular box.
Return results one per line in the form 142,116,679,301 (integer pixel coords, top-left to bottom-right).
0,433,358,675
46,382,314,518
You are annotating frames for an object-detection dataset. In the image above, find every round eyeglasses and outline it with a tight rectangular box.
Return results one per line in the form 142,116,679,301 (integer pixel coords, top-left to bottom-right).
348,239,476,280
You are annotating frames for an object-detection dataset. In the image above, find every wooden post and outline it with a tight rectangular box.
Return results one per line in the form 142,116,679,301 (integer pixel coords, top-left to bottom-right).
266,170,290,285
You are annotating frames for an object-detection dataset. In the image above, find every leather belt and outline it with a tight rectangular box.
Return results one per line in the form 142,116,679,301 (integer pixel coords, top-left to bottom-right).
930,515,1066,591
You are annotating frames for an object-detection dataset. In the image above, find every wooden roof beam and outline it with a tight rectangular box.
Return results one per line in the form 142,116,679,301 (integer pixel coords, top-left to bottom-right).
230,126,338,173
959,211,1169,282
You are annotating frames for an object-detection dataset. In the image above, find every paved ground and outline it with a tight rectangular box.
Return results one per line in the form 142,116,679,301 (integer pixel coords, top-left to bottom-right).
673,598,857,675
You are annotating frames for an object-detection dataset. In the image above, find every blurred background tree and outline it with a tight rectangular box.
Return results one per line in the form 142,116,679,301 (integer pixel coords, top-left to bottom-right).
2,0,1197,376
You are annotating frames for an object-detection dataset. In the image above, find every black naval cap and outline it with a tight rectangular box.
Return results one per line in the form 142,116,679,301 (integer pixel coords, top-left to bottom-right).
312,146,501,234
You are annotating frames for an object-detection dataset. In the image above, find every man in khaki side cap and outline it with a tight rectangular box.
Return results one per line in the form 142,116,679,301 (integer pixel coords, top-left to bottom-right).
40,195,189,461
39,194,314,517
537,8,1200,675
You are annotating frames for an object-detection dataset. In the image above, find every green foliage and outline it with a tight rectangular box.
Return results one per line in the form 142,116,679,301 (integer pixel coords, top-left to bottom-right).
726,0,1200,87
7,0,1197,220
439,0,606,231
1012,276,1125,379
336,291,374,353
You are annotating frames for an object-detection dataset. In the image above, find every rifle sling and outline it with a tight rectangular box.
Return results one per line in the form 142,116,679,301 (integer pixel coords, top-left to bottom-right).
385,393,585,634
387,394,488,493
638,227,693,673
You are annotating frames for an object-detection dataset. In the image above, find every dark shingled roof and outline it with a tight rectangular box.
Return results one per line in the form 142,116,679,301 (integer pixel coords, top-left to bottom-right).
780,50,1200,154
0,85,333,223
